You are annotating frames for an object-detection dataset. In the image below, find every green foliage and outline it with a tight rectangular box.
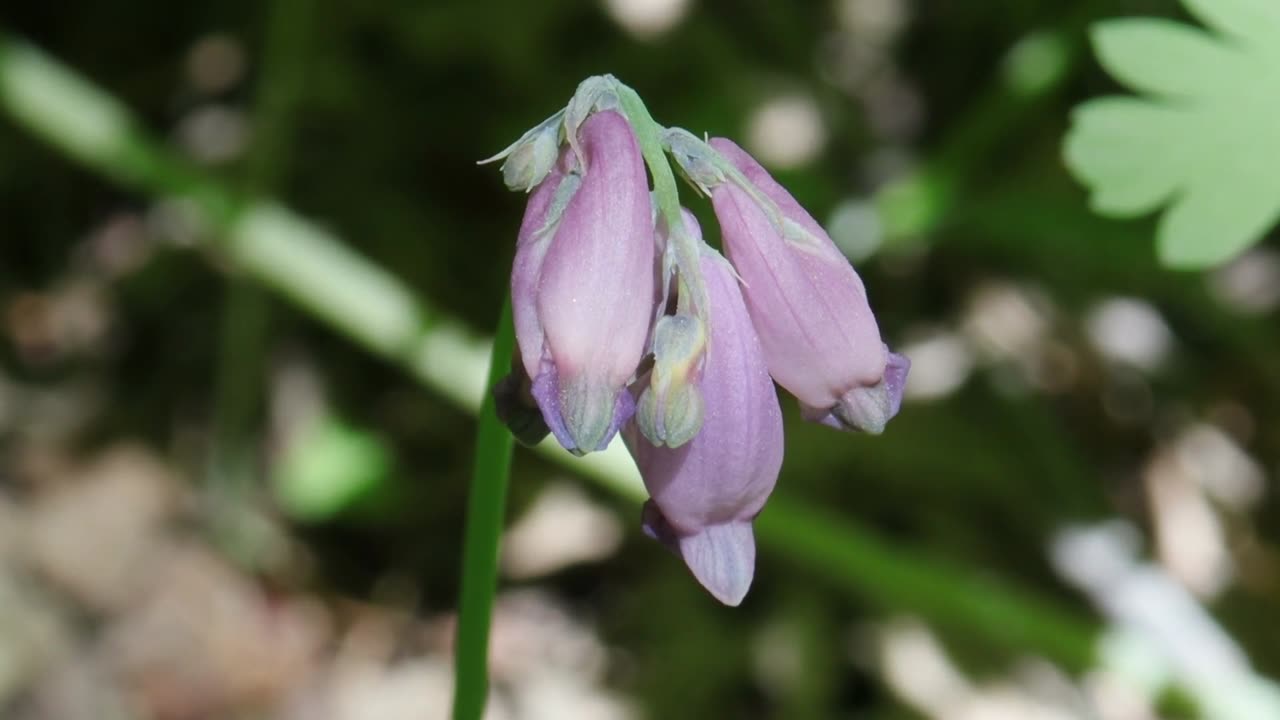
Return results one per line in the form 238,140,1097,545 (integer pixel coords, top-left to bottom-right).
273,414,393,521
1065,0,1280,268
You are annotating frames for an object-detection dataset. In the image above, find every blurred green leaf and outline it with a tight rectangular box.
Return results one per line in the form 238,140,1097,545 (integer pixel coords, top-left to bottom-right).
1064,0,1280,268
273,414,392,521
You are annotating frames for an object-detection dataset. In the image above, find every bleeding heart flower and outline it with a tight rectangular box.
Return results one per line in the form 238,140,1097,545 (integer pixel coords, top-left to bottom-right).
510,110,655,454
708,137,909,433
627,217,783,606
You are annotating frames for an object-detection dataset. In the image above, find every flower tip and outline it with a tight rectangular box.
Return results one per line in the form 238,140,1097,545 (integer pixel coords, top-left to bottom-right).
678,522,757,606
839,384,893,434
803,383,891,435
883,349,911,417
636,313,708,448
559,393,630,454
804,349,911,434
640,503,757,605
531,371,635,455
636,382,703,448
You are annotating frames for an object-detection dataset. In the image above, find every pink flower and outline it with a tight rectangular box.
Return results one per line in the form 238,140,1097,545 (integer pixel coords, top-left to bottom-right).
511,111,655,454
627,219,783,606
709,137,908,433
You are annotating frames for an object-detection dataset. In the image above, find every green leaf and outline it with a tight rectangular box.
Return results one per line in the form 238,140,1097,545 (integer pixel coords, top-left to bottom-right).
1091,20,1248,99
273,414,392,522
1064,2,1280,268
1183,0,1280,49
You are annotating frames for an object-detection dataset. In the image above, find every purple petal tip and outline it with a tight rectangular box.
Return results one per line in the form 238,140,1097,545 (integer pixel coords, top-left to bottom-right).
531,366,634,455
677,522,757,607
802,346,911,434
641,502,758,606
883,348,911,418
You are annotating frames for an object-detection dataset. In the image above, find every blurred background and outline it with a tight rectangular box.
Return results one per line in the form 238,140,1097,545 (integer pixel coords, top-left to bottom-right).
3,0,1280,718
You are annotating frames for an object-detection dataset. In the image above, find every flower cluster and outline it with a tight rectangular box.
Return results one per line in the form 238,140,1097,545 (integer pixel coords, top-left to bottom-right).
486,76,909,605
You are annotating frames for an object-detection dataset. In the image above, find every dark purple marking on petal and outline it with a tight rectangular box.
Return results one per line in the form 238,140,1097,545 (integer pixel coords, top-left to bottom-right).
531,364,578,453
883,347,911,419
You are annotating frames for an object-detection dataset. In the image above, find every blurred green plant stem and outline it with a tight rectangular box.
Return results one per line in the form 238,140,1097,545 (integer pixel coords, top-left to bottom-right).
452,300,515,719
0,26,1098,683
208,0,313,562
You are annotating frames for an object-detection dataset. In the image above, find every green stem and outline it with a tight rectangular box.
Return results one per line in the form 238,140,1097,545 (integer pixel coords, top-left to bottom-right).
613,83,682,230
208,0,312,556
757,502,1095,671
612,80,708,317
242,0,311,194
451,299,517,720
207,275,271,549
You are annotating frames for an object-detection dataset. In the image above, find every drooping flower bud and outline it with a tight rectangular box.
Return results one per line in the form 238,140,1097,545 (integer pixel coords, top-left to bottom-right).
479,111,565,193
663,128,726,195
626,237,784,606
501,121,560,192
565,76,619,168
635,208,708,449
708,137,908,434
636,313,706,447
511,110,655,455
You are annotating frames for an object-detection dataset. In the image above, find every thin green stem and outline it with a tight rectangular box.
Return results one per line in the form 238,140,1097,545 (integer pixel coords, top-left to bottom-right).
451,299,517,720
207,275,271,554
208,0,312,559
243,0,311,194
757,501,1096,671
613,84,682,229
613,80,708,318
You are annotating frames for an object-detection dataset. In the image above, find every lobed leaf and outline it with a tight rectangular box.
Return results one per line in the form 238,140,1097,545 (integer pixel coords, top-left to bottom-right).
1065,0,1280,268
1091,19,1248,100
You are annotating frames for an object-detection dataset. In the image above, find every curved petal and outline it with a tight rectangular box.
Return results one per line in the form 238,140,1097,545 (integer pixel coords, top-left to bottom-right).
627,246,783,605
709,137,889,420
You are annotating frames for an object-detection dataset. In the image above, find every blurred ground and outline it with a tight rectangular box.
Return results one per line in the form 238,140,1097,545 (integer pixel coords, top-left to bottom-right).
0,442,635,720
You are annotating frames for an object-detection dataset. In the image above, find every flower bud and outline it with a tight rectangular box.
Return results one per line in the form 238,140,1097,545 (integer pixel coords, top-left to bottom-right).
501,121,560,192
479,111,565,193
805,348,911,433
636,208,709,448
626,243,784,606
511,110,655,455
662,128,726,195
565,75,619,169
708,137,907,434
636,313,706,447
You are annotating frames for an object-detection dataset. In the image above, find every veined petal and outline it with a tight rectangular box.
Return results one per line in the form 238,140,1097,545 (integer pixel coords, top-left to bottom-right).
512,163,571,381
641,503,755,607
511,110,656,453
709,137,895,430
537,111,654,386
627,244,783,605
